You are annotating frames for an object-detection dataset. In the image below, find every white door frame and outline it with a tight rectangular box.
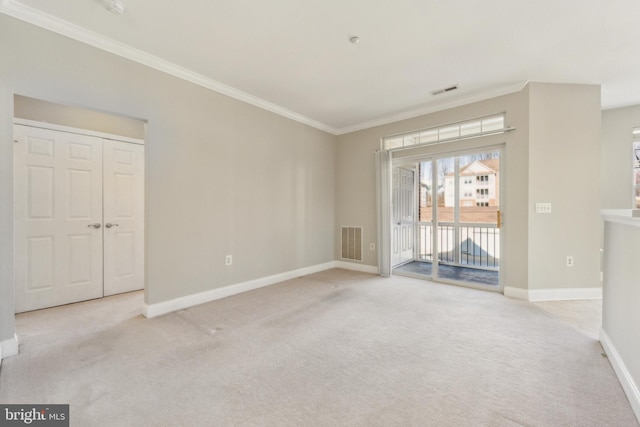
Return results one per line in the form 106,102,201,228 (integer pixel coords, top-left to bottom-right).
14,119,144,145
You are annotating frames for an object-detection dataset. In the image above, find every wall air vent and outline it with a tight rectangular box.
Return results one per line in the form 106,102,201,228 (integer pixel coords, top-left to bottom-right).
341,226,363,261
431,84,459,96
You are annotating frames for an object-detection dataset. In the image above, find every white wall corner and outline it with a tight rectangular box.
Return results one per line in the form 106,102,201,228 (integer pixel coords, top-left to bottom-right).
503,286,529,300
334,260,379,275
0,334,19,361
600,328,640,423
143,261,337,318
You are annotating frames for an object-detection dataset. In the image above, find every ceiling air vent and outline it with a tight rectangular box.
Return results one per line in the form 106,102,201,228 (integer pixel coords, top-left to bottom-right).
431,84,459,96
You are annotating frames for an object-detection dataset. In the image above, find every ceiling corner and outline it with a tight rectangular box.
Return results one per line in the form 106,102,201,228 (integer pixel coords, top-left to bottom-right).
0,0,339,135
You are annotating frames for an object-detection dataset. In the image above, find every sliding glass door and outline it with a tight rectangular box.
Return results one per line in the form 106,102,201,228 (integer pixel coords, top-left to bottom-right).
393,148,502,289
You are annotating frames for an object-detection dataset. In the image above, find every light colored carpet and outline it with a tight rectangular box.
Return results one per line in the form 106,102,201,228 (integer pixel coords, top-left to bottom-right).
533,299,602,340
0,269,637,426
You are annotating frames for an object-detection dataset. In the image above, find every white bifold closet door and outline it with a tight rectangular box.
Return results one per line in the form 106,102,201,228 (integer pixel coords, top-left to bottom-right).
102,139,144,297
13,124,144,313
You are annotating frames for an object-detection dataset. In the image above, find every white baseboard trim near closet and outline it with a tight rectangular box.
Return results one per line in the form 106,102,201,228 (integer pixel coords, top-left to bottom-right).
0,334,19,361
504,286,602,301
143,261,337,318
600,328,640,423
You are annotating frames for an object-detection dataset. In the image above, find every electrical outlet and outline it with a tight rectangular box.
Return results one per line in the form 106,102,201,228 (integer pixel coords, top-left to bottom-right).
225,255,232,266
370,243,376,251
566,256,574,267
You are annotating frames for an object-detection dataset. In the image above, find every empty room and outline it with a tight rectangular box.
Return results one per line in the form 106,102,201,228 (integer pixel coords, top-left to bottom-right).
1,1,639,426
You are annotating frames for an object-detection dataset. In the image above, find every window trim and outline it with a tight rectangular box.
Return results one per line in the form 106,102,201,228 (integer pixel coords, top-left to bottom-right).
381,114,512,152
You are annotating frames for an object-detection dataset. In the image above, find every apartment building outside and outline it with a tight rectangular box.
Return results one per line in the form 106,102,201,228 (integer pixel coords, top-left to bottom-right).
444,159,499,208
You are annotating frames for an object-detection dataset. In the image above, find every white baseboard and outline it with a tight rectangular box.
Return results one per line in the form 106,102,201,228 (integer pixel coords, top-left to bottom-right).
600,328,640,423
143,261,337,318
0,334,19,361
334,261,379,275
504,286,602,302
143,260,382,318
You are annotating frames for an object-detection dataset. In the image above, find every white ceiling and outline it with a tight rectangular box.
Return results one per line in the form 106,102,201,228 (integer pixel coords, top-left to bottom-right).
3,0,640,134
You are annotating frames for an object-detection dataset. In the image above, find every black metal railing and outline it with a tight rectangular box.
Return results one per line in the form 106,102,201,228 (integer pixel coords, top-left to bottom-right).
417,222,499,269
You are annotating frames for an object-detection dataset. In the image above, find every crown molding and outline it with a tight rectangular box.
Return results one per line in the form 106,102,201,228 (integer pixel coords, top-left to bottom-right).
0,1,532,137
334,81,528,135
0,0,339,135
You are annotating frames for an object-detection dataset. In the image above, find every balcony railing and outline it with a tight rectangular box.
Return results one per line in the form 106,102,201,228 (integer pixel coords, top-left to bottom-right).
418,222,499,269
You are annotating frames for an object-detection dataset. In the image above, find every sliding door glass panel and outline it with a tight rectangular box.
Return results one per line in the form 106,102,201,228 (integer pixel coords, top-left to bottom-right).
437,157,455,266
435,152,500,287
457,152,500,270
418,161,434,264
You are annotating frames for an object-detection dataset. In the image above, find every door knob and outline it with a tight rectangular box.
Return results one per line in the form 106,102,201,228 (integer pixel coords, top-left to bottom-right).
105,223,119,228
88,223,101,229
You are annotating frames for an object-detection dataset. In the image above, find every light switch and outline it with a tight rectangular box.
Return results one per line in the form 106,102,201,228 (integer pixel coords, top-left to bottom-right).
535,203,552,214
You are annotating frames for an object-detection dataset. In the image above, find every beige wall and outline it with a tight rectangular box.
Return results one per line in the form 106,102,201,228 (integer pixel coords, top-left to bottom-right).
14,95,146,139
601,105,640,209
527,83,602,290
0,13,611,349
0,15,336,343
336,83,602,294
337,90,531,290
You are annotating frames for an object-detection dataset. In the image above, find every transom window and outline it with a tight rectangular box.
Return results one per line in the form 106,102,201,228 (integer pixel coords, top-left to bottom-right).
382,114,506,151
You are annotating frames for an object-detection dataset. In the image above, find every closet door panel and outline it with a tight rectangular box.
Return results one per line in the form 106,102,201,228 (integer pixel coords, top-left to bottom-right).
103,140,144,296
14,125,103,313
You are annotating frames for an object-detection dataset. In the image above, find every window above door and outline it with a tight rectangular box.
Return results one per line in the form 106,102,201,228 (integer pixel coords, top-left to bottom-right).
382,114,507,151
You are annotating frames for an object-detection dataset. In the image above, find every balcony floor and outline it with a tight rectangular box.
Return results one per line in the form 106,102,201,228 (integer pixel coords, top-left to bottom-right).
393,261,499,286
